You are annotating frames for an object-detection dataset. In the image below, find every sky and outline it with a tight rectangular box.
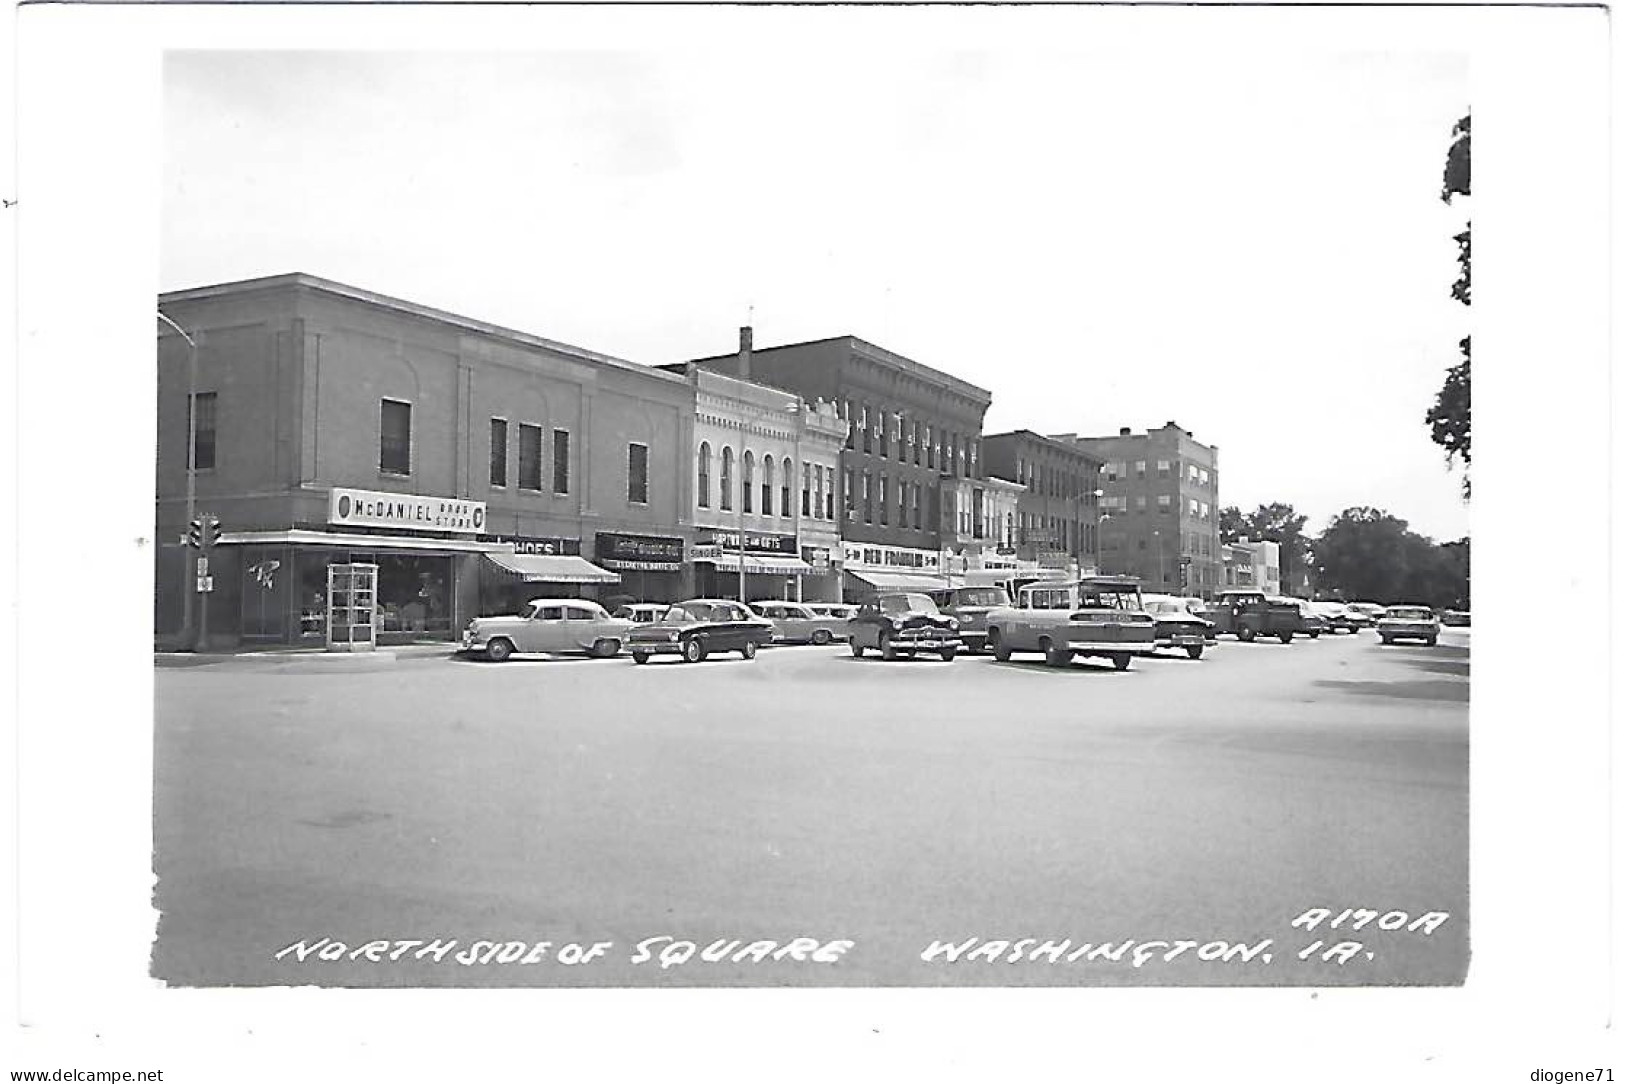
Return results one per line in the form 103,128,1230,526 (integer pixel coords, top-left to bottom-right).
163,47,1471,541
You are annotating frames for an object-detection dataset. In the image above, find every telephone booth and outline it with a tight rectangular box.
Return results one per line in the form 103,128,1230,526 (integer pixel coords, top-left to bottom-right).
326,562,378,652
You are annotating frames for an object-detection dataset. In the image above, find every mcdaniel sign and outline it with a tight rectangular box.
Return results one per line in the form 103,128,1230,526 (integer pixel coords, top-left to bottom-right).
328,487,486,534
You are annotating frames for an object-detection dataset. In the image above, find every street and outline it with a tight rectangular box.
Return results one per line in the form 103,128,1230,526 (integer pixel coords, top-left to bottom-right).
152,628,1469,987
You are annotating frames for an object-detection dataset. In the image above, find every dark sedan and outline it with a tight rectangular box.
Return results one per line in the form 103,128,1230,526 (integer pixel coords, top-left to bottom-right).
848,593,961,661
1141,595,1213,659
628,599,774,664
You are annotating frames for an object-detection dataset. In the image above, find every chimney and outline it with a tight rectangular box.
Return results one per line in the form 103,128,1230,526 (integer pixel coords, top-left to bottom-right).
738,326,753,380
684,360,698,385
1119,426,1131,437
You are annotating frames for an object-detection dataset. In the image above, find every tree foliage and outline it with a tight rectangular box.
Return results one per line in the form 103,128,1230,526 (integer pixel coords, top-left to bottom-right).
1431,113,1470,496
1315,507,1469,607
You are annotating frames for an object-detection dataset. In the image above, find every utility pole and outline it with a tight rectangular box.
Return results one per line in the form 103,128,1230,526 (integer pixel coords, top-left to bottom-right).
158,311,198,650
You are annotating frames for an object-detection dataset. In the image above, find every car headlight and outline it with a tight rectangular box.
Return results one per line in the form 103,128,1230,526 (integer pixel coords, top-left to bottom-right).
666,631,681,641
946,617,959,629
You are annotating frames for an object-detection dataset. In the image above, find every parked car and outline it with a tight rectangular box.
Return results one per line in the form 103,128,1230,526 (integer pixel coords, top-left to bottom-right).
984,577,1157,670
612,602,669,625
1347,602,1388,624
749,600,850,644
806,603,858,622
1178,597,1220,641
462,599,634,662
1439,609,1471,627
1376,605,1441,646
1310,601,1362,633
1209,590,1304,644
848,593,961,661
925,585,1013,653
1140,594,1213,659
1277,598,1325,639
628,599,774,664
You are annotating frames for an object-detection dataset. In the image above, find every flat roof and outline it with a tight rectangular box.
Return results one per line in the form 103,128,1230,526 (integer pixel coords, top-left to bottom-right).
983,429,1106,462
159,273,690,388
680,333,992,405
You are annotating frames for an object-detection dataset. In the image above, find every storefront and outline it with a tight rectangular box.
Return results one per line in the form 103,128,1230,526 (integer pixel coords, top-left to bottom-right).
839,541,950,599
693,529,812,602
798,543,841,603
476,534,620,616
594,531,688,607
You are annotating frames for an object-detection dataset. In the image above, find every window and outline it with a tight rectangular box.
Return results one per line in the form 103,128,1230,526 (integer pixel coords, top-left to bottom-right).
721,447,734,511
844,468,855,520
781,459,791,518
761,455,774,516
879,474,889,525
1189,464,1200,483
380,399,411,475
488,418,508,487
1200,502,1210,520
878,410,888,458
518,424,543,491
926,426,935,468
843,401,855,450
861,407,871,454
742,452,755,513
1103,461,1119,482
627,443,649,504
912,484,922,529
1158,494,1173,511
1134,460,1147,479
698,442,712,509
1189,498,1200,516
862,471,872,522
1157,459,1172,479
553,430,571,495
190,392,217,471
911,422,921,465
802,462,812,516
826,468,835,520
1199,467,1210,486
1135,495,1147,513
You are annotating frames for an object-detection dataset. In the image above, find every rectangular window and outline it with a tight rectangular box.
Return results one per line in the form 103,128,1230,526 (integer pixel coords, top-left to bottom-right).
1199,467,1210,486
862,471,872,523
861,407,872,454
879,475,889,525
926,427,935,469
826,471,835,520
878,410,888,458
552,429,571,495
844,468,855,519
1157,459,1172,479
1158,494,1173,511
190,392,217,471
1199,501,1209,520
843,402,856,450
489,419,508,487
1135,460,1147,479
518,424,543,491
802,463,812,516
1135,495,1147,513
782,472,791,518
627,443,649,504
380,399,411,475
1189,498,1200,516
1189,464,1200,483
912,484,921,529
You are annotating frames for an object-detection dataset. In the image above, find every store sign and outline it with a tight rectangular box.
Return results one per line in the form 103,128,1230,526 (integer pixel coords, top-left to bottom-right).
698,529,798,556
479,534,581,556
806,547,832,573
841,542,941,572
596,531,685,571
329,488,486,534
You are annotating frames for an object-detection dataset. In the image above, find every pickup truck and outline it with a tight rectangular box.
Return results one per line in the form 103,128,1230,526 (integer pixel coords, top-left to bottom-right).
984,577,1157,670
1208,590,1304,644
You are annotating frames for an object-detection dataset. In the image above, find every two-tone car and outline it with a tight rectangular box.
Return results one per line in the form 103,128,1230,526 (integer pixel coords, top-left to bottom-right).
461,599,634,662
749,600,850,644
1140,593,1214,659
984,577,1157,670
1376,605,1442,646
847,593,961,661
628,599,773,664
925,585,1012,654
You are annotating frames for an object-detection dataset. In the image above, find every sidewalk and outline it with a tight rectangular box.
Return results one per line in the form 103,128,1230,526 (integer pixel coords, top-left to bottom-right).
155,642,459,669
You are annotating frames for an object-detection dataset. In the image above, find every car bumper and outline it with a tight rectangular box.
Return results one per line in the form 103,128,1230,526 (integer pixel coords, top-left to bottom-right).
1379,628,1439,639
1065,641,1157,654
629,640,685,655
1155,634,1206,648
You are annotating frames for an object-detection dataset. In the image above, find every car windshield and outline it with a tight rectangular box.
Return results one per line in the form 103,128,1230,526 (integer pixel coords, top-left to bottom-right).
1079,589,1140,611
665,604,714,622
949,588,1010,607
880,594,938,615
1144,601,1182,614
1386,606,1434,620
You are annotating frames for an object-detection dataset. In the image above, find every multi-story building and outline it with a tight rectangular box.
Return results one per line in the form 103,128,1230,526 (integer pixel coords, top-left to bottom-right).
1053,421,1222,596
982,430,1105,576
1226,539,1281,595
1221,542,1256,588
155,273,695,648
684,355,847,603
668,333,993,598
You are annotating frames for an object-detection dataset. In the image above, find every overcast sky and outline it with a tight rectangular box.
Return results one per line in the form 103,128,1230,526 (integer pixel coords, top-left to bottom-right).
163,48,1470,541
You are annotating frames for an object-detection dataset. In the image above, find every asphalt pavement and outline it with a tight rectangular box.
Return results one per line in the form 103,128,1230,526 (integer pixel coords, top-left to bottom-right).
151,627,1469,987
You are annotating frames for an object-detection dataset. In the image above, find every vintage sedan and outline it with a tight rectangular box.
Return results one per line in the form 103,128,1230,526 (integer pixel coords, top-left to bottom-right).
1140,594,1214,659
461,599,634,662
749,600,850,644
1310,600,1362,633
1347,602,1388,624
926,585,1012,653
848,593,961,661
1376,605,1442,646
1439,609,1471,627
628,599,774,664
985,577,1157,670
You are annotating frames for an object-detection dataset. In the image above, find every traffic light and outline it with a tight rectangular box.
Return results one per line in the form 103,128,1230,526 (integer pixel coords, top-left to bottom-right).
184,515,221,548
185,519,203,548
202,515,221,548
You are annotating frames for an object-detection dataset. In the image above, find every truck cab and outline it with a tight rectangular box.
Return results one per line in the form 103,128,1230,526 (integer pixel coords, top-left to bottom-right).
1209,590,1303,643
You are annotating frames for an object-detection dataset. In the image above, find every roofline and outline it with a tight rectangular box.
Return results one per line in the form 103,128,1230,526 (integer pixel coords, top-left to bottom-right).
983,429,1106,462
681,333,992,406
158,273,691,387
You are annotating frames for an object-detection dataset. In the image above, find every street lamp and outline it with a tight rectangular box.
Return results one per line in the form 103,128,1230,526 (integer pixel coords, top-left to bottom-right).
1092,490,1107,574
158,310,198,651
1152,528,1165,588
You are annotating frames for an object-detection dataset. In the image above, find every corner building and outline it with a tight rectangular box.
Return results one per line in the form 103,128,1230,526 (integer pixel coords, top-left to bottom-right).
156,274,694,648
1053,421,1222,596
671,334,993,599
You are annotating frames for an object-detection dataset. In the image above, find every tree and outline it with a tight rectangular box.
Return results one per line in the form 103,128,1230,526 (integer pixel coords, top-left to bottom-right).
1224,502,1310,586
1315,508,1469,606
1218,505,1247,545
1429,113,1470,496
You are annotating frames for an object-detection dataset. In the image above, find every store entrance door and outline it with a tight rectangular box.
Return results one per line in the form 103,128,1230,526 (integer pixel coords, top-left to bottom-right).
326,563,378,652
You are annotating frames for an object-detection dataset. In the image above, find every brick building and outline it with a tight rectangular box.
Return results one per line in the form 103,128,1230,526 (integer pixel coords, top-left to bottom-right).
156,274,695,647
1053,421,1222,596
982,430,1106,575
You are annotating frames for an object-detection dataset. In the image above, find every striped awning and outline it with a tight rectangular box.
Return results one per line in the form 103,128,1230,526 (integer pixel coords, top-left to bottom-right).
484,552,620,584
695,553,813,576
845,570,952,591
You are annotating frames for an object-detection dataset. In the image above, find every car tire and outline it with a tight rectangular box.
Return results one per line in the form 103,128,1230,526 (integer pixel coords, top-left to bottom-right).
484,638,514,663
812,630,833,645
989,631,1012,662
631,651,650,665
741,640,758,660
682,638,706,664
939,648,957,662
1279,632,1294,644
591,638,620,659
1043,640,1072,668
1238,626,1256,643
1379,635,1392,645
1425,637,1437,647
1309,631,1321,640
850,639,865,658
1185,645,1204,660
1112,653,1132,671
880,633,898,661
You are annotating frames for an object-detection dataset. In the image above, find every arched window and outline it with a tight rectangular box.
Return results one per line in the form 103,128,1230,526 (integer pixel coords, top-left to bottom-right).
742,451,755,513
802,462,812,517
721,447,734,511
697,442,712,509
761,456,774,517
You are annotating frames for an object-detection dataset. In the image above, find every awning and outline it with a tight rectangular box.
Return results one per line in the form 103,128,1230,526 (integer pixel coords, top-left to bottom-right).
484,552,620,584
217,529,512,553
845,570,952,591
695,553,814,576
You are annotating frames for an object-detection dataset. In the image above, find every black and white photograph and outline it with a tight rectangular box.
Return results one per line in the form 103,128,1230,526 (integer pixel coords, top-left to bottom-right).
9,2,1614,1081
